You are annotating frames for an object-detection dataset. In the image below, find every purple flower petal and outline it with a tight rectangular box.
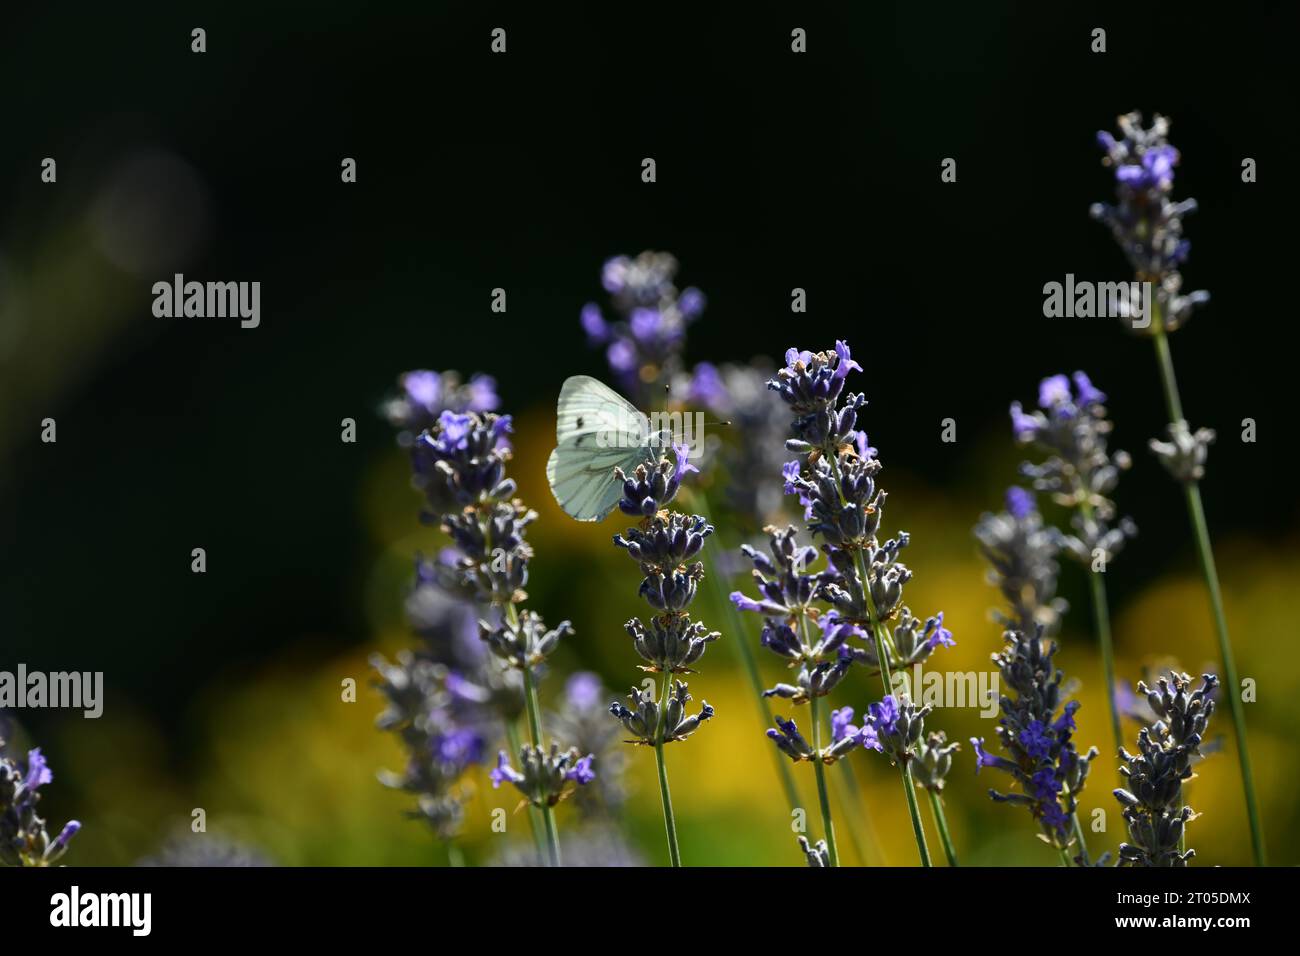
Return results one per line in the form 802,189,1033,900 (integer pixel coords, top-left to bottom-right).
23,748,52,790
1005,486,1035,519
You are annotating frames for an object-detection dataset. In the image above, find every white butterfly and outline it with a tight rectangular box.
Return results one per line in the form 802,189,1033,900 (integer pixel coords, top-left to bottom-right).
546,375,666,522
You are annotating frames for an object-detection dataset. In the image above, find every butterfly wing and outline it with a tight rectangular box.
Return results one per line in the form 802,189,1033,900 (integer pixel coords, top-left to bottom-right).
554,375,648,445
546,437,645,522
547,376,654,522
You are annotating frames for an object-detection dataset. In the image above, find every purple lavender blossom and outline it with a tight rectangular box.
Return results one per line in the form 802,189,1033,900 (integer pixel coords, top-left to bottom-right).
975,487,1068,638
866,695,900,736
548,672,628,814
52,820,81,850
0,738,81,866
1005,486,1035,520
608,435,718,742
738,342,959,823
565,673,603,712
23,748,52,790
1018,721,1053,761
767,715,814,761
581,251,704,403
376,368,576,850
830,707,858,743
973,627,1099,854
1114,673,1217,866
565,754,596,786
927,612,955,649
1071,371,1106,407
490,750,526,789
432,729,485,769
1090,112,1210,334
384,369,501,438
688,361,728,410
1011,372,1135,566
971,738,999,772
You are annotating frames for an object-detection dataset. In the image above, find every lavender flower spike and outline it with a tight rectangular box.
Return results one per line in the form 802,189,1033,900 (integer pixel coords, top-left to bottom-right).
580,251,704,405
974,486,1068,638
1092,112,1264,866
1114,673,1217,867
1090,112,1209,335
973,627,1101,863
377,368,579,866
1,737,81,866
491,744,596,809
547,672,630,816
740,342,962,866
608,435,720,867
1010,371,1133,755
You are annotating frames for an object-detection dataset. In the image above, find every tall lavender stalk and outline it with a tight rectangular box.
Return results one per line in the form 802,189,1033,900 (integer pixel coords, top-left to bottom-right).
684,360,807,819
1010,372,1135,755
972,631,1101,865
380,370,592,866
580,257,813,844
689,361,886,864
1,737,81,867
1114,673,1217,866
973,488,1100,864
733,343,960,867
1091,112,1264,865
373,371,505,861
608,444,718,866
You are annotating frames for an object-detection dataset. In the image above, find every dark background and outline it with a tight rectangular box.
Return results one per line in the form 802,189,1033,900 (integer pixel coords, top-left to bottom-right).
1,2,1295,865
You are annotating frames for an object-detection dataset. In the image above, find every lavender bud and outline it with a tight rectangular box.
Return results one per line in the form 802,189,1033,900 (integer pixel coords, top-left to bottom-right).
609,681,713,746
490,744,596,809
797,836,830,867
1149,420,1215,483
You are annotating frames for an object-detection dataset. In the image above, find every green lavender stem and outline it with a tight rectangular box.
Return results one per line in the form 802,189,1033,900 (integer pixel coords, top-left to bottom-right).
505,720,545,865
864,576,932,867
1061,776,1091,867
654,675,683,867
898,756,931,867
1151,324,1266,866
798,615,840,866
884,655,957,866
926,790,959,867
521,663,562,867
1071,810,1091,866
1077,505,1123,758
809,695,841,867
